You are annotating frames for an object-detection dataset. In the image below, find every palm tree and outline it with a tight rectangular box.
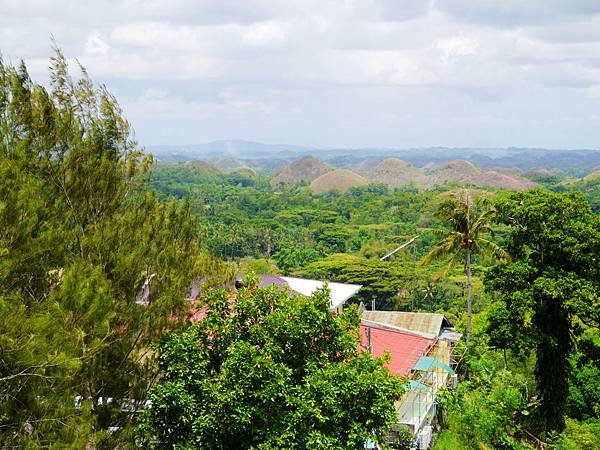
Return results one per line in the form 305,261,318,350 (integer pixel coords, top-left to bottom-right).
420,190,505,344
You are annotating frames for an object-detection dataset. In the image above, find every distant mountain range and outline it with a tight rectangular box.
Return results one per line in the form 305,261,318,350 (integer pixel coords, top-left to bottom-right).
147,139,600,175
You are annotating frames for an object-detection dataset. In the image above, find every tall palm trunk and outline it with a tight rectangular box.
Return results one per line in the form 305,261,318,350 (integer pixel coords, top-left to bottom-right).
465,250,472,344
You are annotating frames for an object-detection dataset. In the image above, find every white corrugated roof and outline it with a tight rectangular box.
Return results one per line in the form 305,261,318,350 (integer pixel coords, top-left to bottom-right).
280,276,362,310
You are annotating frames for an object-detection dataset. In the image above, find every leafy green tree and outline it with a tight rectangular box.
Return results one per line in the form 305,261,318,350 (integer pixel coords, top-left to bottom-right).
314,224,352,254
140,282,403,449
0,48,222,445
485,190,600,432
554,418,600,450
273,246,320,274
395,277,463,315
567,329,600,420
437,353,532,449
298,253,411,310
420,190,505,343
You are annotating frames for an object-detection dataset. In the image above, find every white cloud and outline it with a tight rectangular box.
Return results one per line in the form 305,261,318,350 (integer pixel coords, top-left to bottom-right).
584,85,600,99
437,35,480,58
1,0,600,147
128,91,275,120
241,21,288,47
84,33,109,56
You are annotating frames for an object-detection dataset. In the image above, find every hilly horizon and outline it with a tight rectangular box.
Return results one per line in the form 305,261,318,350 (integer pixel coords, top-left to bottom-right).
272,156,539,192
148,139,600,176
159,155,583,192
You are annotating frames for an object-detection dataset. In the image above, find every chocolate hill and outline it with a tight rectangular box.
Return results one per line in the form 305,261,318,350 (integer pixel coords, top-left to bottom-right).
271,156,331,186
310,169,368,193
208,156,253,174
272,157,537,192
366,158,428,188
183,159,222,176
426,160,536,190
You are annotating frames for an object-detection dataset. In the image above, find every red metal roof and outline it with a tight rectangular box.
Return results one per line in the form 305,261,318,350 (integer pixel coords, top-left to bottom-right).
360,323,436,377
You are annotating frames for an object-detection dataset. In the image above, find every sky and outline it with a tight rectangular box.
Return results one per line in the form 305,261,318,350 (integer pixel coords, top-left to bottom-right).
2,0,600,149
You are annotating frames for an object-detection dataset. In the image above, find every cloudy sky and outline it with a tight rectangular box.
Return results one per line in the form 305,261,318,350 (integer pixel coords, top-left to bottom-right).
2,0,600,148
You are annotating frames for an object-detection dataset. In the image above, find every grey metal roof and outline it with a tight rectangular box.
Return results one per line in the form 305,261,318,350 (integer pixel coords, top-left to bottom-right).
257,274,288,288
361,311,452,339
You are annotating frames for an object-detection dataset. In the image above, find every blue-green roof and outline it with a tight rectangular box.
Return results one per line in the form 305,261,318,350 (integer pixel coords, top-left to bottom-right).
413,356,455,375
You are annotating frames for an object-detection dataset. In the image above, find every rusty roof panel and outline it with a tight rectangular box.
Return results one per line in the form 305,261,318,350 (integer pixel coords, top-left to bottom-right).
361,311,450,339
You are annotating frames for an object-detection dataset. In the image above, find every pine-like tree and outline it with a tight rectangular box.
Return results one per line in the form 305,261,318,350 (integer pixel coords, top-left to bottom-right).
0,46,229,446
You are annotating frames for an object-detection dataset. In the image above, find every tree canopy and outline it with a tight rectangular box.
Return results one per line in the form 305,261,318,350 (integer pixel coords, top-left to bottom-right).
2,45,600,449
485,190,600,432
140,281,403,449
420,190,505,342
0,49,225,446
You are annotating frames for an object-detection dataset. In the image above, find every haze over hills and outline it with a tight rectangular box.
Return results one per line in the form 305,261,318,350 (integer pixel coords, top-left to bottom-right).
182,159,222,176
583,170,600,182
148,139,600,176
205,156,256,174
150,140,598,193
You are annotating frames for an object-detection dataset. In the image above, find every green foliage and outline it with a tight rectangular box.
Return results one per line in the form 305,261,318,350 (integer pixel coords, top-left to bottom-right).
273,246,320,274
149,163,264,198
313,224,352,253
0,49,224,445
438,349,535,450
396,275,465,316
140,285,403,449
420,189,505,343
149,167,436,262
298,253,413,310
432,429,472,450
567,328,600,420
554,418,600,450
238,257,280,275
557,174,600,213
485,190,600,432
1,43,598,449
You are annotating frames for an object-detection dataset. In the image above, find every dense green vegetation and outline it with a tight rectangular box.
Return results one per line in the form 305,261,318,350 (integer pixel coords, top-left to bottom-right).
1,49,598,448
0,51,231,446
420,190,505,343
140,280,402,449
149,163,600,448
486,191,599,432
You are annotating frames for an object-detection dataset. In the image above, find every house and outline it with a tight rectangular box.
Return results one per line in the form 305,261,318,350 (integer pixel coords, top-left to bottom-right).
236,274,362,314
137,272,362,316
360,311,461,449
185,274,362,323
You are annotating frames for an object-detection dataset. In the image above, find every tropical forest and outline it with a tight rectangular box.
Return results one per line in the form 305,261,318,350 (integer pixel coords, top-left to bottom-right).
1,47,599,450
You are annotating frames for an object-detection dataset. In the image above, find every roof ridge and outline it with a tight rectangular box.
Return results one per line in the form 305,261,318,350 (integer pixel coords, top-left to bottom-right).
360,319,438,339
365,311,444,317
